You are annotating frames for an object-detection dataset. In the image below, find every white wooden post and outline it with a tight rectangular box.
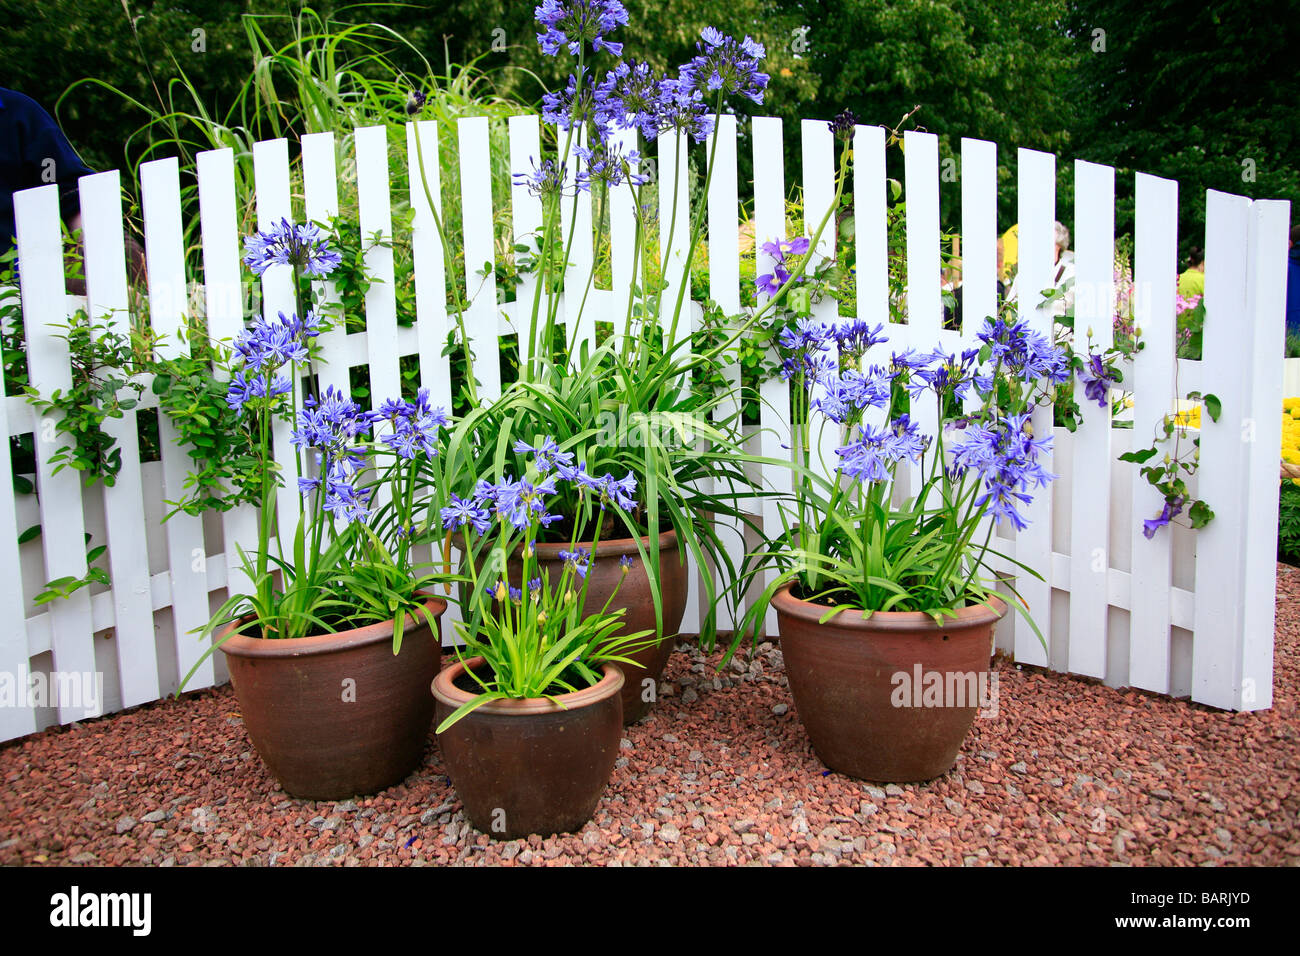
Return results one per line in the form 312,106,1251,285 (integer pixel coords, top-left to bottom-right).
1128,172,1179,693
14,184,97,722
1015,148,1057,667
1236,198,1290,711
408,120,452,410
141,156,214,691
458,116,501,400
302,131,349,398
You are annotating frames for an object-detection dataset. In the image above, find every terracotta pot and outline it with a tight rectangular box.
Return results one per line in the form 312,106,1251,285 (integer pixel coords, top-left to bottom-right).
772,585,1007,783
464,529,687,724
432,656,623,839
220,594,446,800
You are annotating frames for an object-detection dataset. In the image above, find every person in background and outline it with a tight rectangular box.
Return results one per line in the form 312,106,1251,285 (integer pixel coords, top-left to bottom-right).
1287,225,1300,338
1000,223,1018,283
1178,246,1205,297
1,87,96,288
1005,220,1074,342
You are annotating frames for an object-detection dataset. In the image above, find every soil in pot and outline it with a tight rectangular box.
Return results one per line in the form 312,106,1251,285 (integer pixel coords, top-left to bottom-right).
432,656,623,840
220,594,446,801
773,585,1007,783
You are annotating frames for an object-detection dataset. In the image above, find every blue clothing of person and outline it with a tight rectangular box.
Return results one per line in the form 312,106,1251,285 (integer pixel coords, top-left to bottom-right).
1288,246,1300,338
0,88,95,262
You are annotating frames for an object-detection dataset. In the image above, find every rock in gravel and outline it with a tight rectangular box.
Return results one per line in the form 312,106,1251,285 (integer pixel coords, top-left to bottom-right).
865,786,887,800
681,687,698,704
141,810,167,824
1010,761,1028,775
659,825,680,843
772,703,789,716
114,816,137,834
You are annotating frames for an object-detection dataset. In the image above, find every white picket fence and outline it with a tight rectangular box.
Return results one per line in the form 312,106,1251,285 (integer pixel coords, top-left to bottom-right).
0,114,1291,743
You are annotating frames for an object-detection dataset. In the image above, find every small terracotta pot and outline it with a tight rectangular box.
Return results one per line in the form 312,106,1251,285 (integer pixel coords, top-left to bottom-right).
464,529,687,723
220,594,446,800
772,585,1007,783
432,656,624,839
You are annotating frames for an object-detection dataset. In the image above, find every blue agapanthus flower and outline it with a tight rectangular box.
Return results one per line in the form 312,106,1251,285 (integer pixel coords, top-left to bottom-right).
949,412,1055,530
242,218,342,278
535,0,629,56
680,28,769,105
226,311,321,413
834,415,927,483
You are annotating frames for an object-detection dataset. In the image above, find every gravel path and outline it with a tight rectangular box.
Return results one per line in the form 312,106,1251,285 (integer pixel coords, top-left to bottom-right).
3,567,1299,867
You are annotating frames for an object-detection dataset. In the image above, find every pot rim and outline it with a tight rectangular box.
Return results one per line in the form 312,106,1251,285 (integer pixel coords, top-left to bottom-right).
219,592,448,660
431,655,625,716
771,583,1008,632
457,527,678,561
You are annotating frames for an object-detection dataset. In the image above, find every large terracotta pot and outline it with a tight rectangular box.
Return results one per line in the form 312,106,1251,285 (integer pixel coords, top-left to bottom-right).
772,585,1007,783
219,594,446,800
463,530,687,724
432,656,623,840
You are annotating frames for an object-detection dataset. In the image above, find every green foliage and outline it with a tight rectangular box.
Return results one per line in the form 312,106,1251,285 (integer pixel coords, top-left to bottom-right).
1064,0,1300,251
24,309,149,487
1278,481,1300,566
150,323,266,517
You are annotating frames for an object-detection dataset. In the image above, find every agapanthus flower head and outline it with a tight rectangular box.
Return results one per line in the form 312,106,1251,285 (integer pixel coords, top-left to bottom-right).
514,436,575,474
559,546,592,578
828,108,858,137
242,218,342,278
226,311,320,412
513,155,573,200
535,0,629,57
441,493,493,535
574,141,648,191
834,320,887,360
834,414,927,484
679,27,769,105
949,412,1055,530
654,75,715,143
373,388,447,460
976,315,1069,385
595,59,664,140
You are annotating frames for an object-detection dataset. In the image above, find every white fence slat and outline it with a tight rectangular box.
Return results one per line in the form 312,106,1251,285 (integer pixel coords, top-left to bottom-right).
252,138,302,560
458,116,501,399
80,171,159,708
560,125,596,354
754,116,789,635
408,120,451,409
1192,190,1253,708
356,125,401,407
197,147,258,605
0,287,36,737
801,120,839,488
1067,159,1115,679
1238,198,1290,711
1015,147,1058,667
302,131,349,398
508,115,544,373
903,130,943,492
608,124,639,340
959,137,998,341
142,157,214,691
14,184,98,722
1128,172,1179,692
854,125,888,329
658,129,692,352
706,115,744,631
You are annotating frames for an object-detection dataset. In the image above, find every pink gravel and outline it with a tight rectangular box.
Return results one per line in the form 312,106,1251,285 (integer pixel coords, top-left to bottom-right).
3,567,1299,867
